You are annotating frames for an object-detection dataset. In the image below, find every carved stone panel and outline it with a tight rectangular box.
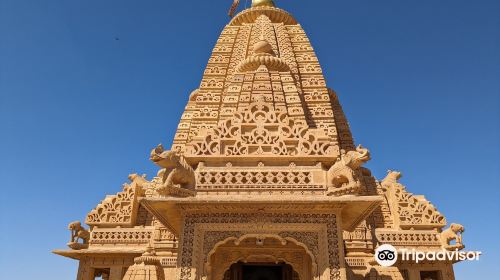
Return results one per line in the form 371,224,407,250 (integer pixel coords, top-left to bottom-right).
177,213,344,280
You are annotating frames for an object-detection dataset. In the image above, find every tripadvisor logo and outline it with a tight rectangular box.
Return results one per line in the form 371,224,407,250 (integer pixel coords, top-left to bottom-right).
375,244,398,267
374,244,481,267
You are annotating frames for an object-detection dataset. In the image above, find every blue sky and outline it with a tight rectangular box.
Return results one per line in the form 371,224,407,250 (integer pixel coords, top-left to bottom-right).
0,0,498,279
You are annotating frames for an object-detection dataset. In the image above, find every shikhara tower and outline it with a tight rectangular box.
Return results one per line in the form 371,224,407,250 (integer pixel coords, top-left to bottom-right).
54,1,467,280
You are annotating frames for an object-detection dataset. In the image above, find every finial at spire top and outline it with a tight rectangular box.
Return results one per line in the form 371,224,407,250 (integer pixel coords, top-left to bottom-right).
229,0,276,18
252,0,275,7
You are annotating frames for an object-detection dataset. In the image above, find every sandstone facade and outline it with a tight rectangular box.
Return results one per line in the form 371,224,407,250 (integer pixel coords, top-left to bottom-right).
54,1,466,280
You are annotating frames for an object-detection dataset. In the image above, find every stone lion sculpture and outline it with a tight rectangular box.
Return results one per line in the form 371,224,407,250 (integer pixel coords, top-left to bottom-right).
440,223,465,251
326,145,370,195
150,144,196,197
67,221,90,250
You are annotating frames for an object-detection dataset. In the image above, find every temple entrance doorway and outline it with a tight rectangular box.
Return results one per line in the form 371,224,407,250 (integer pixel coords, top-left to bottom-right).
224,262,296,280
206,235,314,280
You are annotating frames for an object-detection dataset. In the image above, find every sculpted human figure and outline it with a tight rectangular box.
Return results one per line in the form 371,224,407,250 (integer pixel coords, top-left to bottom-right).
67,221,90,250
441,223,465,251
326,145,370,195
150,144,196,196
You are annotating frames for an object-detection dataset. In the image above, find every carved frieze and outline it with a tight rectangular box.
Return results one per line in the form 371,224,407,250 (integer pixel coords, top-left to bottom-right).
86,174,148,227
186,99,338,159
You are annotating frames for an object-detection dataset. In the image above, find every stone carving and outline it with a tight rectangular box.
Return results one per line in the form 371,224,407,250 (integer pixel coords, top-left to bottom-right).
211,239,311,280
326,145,370,196
187,99,337,158
378,170,447,229
90,227,153,245
86,174,145,227
196,170,324,192
67,221,90,250
128,173,151,191
150,144,196,197
375,229,441,248
180,213,341,280
343,222,374,254
380,170,403,190
441,223,465,251
235,39,290,72
123,246,165,280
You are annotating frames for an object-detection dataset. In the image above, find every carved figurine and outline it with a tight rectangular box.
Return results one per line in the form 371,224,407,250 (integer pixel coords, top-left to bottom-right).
326,145,370,195
150,144,196,197
380,170,404,190
67,221,90,250
128,173,149,189
440,223,465,251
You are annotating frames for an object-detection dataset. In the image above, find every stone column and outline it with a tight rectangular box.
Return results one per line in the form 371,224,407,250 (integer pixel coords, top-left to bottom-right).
109,266,123,280
76,258,94,280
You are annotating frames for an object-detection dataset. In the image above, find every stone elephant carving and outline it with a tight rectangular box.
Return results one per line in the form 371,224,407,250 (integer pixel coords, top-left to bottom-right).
326,145,370,196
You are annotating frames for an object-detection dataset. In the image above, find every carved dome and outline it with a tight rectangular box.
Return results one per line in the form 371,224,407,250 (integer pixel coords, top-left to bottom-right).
253,39,275,55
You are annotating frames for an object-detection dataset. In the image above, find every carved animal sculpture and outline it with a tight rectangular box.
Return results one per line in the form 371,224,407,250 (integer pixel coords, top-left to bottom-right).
440,223,465,251
380,170,403,190
326,145,370,195
67,221,90,250
128,173,150,189
150,144,196,196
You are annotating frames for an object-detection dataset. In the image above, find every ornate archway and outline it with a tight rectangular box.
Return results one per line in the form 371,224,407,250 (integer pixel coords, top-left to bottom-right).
205,234,314,280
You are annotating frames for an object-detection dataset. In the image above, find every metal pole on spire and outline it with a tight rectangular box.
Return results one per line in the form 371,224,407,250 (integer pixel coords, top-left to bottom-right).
228,0,241,18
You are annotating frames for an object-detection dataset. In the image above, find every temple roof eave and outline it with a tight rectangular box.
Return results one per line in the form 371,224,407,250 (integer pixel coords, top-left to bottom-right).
52,248,144,260
139,195,383,236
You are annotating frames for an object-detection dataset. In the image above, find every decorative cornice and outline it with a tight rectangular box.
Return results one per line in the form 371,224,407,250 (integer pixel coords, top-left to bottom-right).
230,6,297,25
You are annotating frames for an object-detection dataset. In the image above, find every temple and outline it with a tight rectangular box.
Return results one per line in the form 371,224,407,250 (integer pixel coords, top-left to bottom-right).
54,1,466,280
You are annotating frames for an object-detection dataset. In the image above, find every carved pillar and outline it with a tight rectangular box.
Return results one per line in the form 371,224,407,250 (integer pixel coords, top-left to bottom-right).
76,258,94,280
109,266,123,280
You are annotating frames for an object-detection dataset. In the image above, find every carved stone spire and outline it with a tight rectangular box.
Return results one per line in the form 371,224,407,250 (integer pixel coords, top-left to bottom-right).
171,6,355,154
